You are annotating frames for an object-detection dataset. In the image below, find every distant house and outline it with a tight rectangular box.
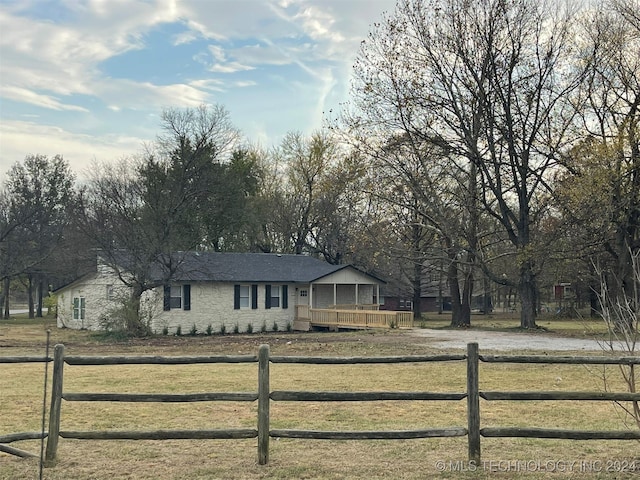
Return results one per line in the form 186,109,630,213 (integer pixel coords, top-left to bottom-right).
380,266,449,313
380,266,492,314
55,252,384,334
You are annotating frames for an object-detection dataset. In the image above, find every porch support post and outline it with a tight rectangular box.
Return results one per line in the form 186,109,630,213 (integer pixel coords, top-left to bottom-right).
376,284,380,306
333,283,337,307
355,283,359,306
309,283,313,309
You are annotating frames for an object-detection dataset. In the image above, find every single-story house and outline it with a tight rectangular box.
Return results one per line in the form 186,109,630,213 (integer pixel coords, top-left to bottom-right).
55,252,385,334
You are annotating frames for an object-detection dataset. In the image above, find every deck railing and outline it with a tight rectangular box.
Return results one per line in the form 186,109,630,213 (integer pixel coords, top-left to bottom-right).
310,308,413,328
294,305,411,329
329,304,380,311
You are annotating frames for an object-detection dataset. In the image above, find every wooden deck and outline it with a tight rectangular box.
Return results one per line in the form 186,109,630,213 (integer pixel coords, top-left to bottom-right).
294,305,413,331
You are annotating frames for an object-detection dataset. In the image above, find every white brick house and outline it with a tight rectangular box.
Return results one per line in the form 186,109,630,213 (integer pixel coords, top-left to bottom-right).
55,252,384,334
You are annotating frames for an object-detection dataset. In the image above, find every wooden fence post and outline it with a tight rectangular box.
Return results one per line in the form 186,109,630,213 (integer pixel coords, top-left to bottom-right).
467,342,481,464
45,344,65,467
257,344,270,465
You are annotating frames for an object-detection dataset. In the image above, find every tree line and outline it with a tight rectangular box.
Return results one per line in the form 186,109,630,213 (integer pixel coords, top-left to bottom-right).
0,0,638,333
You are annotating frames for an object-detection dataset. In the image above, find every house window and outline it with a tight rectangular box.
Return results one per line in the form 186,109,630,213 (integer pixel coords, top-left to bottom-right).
106,285,115,301
170,286,182,309
239,285,250,308
399,299,413,310
270,286,280,308
163,284,191,311
265,285,288,309
299,290,308,297
73,297,85,320
234,284,258,310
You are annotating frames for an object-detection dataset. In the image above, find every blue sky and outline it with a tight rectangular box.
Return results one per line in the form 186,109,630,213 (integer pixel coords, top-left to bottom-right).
0,0,396,178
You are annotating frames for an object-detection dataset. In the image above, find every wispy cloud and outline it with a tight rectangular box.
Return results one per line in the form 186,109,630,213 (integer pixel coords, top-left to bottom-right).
0,120,146,176
235,80,258,88
0,86,89,112
96,79,211,110
0,0,395,176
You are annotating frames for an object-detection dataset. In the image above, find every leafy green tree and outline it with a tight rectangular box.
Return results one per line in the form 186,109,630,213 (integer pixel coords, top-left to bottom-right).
80,105,240,334
199,148,262,251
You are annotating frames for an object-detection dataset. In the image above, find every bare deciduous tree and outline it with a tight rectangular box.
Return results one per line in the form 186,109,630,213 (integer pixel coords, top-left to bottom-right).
343,0,584,327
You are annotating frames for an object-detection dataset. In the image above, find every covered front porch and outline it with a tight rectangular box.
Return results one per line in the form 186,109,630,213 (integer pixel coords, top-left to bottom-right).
292,268,412,331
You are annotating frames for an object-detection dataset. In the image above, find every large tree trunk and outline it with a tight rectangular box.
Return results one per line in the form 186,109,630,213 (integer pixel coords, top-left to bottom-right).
128,284,151,336
412,258,422,320
28,274,35,319
437,268,444,314
449,268,464,326
460,269,473,325
36,278,44,318
519,260,537,329
3,277,10,319
449,250,470,327
482,276,491,314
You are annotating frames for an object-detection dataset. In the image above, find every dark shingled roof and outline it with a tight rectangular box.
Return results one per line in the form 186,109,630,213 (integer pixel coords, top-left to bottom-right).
160,252,382,283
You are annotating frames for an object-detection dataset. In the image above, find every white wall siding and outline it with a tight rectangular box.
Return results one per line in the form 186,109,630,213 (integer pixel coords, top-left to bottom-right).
151,283,296,335
313,268,378,285
56,272,128,330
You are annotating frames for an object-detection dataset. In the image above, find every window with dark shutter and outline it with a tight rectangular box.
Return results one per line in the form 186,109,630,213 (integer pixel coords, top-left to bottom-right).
282,285,288,309
265,284,271,309
234,285,240,310
183,284,191,311
252,284,258,309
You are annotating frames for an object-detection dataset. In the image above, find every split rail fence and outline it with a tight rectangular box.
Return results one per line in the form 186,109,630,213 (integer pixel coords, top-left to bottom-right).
1,343,639,468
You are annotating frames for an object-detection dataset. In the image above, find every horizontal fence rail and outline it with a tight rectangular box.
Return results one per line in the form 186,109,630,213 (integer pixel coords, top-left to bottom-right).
473,350,640,450
269,428,469,440
64,354,257,365
269,354,467,364
58,429,258,441
480,427,640,440
0,356,52,364
480,354,640,365
3,342,637,469
267,348,469,458
43,344,261,467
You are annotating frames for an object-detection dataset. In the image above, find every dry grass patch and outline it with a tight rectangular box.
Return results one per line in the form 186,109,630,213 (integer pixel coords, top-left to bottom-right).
1,318,638,479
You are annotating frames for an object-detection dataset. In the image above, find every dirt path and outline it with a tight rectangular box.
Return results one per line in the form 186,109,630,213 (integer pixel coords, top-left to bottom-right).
409,328,628,352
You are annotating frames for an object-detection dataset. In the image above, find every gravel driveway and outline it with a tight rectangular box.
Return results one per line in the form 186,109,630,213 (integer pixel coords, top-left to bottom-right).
410,328,630,352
